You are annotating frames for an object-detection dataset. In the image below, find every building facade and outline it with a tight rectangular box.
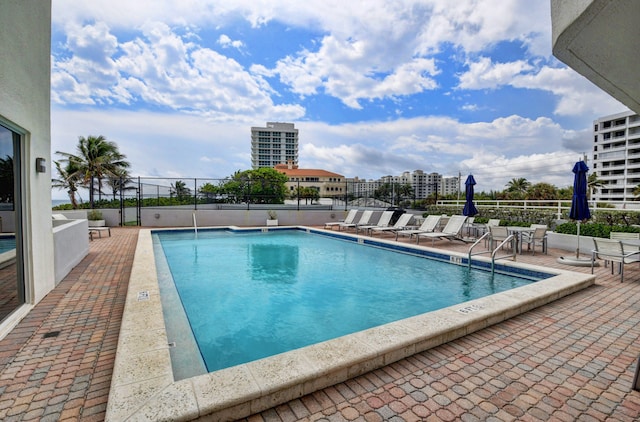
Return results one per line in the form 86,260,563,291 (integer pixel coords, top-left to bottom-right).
0,1,55,338
274,162,345,198
347,170,459,202
592,110,640,202
251,122,299,169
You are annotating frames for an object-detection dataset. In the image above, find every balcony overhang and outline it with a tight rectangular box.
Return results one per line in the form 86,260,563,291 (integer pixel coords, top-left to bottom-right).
551,0,640,114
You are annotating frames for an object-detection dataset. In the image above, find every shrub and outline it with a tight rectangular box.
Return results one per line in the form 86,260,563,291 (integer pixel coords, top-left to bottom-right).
554,222,640,238
87,209,103,220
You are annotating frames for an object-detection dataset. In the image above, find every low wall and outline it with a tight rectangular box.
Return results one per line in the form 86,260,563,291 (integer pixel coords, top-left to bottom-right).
53,218,89,284
141,209,359,227
546,232,594,254
52,208,426,228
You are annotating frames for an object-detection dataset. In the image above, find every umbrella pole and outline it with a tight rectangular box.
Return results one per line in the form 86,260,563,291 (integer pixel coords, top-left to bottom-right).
576,221,581,258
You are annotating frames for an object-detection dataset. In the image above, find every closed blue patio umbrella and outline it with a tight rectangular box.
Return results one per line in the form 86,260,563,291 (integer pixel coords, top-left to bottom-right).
569,160,591,258
463,174,478,217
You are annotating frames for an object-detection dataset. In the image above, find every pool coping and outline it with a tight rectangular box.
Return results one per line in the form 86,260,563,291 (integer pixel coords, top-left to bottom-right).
105,227,595,421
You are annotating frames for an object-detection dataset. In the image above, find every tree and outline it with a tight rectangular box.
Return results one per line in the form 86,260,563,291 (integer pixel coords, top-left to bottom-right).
293,186,320,204
220,168,288,204
525,182,558,200
395,183,414,205
199,182,223,202
106,167,134,201
56,135,130,208
170,180,191,201
52,160,82,208
374,183,392,203
587,172,603,200
505,178,531,199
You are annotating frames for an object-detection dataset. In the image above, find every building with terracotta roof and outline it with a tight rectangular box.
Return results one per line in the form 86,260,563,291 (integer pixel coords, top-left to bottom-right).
251,122,298,169
274,162,345,198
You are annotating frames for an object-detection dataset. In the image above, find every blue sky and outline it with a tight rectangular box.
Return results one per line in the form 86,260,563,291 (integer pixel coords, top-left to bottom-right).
50,0,627,198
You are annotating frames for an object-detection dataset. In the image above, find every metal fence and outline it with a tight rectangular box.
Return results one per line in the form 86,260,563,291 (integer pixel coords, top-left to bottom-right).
84,177,434,225
79,177,640,226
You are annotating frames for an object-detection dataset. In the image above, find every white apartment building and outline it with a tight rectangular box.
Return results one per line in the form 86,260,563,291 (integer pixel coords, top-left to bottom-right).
347,170,459,201
592,110,640,202
251,122,298,169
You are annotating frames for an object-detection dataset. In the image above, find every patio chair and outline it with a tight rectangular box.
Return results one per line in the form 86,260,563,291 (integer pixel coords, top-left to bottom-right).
523,226,547,255
610,231,640,259
488,225,512,251
324,209,358,230
417,215,467,245
482,219,501,247
357,210,394,235
396,215,441,242
463,216,476,237
591,238,640,282
369,213,413,237
340,210,373,231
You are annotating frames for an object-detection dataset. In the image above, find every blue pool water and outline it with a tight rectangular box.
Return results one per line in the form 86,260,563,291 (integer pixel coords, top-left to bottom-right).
0,237,15,253
155,229,548,373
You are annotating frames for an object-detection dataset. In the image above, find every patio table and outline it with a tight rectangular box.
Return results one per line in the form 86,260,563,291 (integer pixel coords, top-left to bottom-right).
507,226,535,254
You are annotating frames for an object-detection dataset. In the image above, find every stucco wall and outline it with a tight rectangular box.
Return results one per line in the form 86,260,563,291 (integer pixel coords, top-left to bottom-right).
0,1,54,305
53,219,89,284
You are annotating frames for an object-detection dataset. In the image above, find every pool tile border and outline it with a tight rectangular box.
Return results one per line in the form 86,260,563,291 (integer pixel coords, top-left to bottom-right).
106,227,595,421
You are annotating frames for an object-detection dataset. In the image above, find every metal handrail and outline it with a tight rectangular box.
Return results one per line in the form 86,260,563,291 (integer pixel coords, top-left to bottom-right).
491,235,516,273
468,232,491,268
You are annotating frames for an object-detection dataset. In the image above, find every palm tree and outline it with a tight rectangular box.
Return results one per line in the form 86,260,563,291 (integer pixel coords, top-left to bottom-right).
505,177,531,198
106,167,134,201
170,180,191,200
587,172,603,200
52,160,81,208
56,135,130,208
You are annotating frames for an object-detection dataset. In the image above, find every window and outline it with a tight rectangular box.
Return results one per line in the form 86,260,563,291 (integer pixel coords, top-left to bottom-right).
0,123,24,323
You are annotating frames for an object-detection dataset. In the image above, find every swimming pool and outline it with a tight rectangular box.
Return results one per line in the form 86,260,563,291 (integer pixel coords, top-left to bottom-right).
154,229,548,374
106,227,595,421
0,236,15,254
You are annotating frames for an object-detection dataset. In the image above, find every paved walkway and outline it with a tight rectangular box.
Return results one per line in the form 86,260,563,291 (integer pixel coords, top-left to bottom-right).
1,227,640,421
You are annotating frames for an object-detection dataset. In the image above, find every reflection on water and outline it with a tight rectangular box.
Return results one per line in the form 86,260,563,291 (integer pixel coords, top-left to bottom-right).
249,244,299,283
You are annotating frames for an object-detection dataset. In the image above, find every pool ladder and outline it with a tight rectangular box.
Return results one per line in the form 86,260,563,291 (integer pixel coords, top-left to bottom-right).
192,212,198,238
468,232,516,274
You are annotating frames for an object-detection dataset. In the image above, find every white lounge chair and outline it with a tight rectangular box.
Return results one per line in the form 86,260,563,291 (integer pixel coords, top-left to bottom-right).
417,215,467,245
357,211,394,235
369,213,413,237
396,215,441,242
340,210,373,231
324,209,358,230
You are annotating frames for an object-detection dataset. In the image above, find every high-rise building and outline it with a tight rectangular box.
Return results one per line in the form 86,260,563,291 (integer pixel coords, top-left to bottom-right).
592,110,640,202
251,122,299,169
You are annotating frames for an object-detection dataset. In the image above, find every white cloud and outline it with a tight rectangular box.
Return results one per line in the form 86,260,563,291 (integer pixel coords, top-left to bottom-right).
457,57,533,90
511,66,626,116
52,21,305,121
218,34,245,50
48,0,609,195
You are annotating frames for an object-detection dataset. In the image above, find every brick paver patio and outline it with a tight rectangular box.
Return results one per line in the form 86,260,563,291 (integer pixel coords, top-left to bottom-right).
1,227,639,421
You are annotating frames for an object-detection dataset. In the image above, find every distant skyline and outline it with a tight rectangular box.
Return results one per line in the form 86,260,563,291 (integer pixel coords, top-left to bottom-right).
50,0,627,199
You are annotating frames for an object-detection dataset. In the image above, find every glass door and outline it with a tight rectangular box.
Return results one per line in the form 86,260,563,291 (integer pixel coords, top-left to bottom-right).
0,124,24,323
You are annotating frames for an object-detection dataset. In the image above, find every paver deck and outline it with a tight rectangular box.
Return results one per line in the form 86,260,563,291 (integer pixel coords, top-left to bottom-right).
1,226,640,421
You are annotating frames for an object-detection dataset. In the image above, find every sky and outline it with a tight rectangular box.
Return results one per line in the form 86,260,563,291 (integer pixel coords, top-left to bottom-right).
50,0,628,199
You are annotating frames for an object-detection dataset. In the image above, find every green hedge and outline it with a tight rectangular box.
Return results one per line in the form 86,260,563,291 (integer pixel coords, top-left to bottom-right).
554,222,640,238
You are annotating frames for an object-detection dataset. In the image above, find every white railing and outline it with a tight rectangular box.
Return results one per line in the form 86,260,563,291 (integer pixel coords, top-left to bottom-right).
437,199,640,217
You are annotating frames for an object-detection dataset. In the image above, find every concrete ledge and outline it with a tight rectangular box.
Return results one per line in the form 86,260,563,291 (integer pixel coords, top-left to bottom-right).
106,228,595,421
